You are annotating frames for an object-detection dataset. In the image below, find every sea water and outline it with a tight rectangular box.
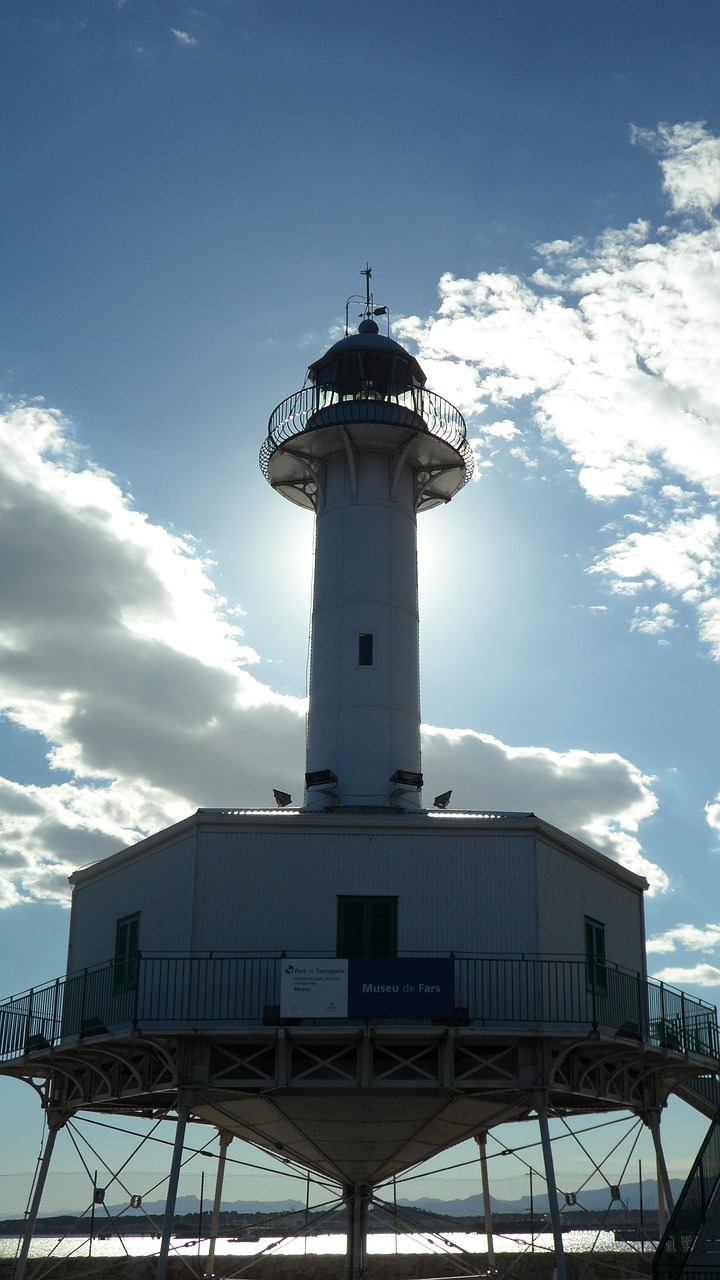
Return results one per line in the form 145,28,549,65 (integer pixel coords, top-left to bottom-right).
0,1231,658,1259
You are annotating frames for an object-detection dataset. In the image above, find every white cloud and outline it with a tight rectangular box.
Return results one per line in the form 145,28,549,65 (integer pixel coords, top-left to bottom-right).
632,121,720,217
394,121,720,665
421,726,666,891
652,963,720,988
630,603,676,637
592,515,720,599
627,601,671,637
706,797,720,831
171,28,198,47
0,401,666,905
698,598,720,662
0,401,306,903
484,418,519,439
535,237,584,259
647,924,720,954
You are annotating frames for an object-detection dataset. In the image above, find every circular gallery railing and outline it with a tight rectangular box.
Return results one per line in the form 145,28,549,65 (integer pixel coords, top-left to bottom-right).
259,383,474,488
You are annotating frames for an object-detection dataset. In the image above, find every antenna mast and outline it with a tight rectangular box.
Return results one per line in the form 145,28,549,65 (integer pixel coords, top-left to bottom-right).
361,263,372,317
345,264,389,334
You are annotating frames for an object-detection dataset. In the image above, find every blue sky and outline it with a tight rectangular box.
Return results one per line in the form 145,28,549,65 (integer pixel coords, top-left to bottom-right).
2,0,720,1186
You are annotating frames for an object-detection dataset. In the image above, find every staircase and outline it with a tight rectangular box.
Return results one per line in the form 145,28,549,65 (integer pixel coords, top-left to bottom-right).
675,1076,720,1121
684,1190,720,1278
654,1076,720,1280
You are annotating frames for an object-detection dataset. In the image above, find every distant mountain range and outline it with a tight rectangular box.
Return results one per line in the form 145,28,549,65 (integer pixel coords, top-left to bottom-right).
28,1179,681,1223
391,1180,683,1217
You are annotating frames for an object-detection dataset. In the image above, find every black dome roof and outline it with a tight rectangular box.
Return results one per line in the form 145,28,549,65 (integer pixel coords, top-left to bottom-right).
308,328,426,388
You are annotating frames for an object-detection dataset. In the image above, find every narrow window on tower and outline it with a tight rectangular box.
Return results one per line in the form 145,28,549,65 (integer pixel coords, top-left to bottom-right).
358,633,374,666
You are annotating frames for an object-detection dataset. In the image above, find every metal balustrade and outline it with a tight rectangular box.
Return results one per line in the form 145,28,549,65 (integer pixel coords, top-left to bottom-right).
654,1106,720,1280
259,383,474,486
682,1075,720,1112
0,955,717,1063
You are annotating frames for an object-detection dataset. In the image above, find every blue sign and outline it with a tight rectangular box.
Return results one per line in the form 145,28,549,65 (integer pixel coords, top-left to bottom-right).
348,958,455,1018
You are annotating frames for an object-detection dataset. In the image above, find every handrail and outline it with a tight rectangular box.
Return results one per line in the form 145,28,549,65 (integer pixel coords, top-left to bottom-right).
0,954,717,1064
654,1106,720,1280
678,1075,720,1112
259,383,474,487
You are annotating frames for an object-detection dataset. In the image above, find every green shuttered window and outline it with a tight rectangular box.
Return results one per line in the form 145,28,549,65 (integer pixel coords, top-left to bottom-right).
585,916,607,996
114,912,140,993
337,896,397,958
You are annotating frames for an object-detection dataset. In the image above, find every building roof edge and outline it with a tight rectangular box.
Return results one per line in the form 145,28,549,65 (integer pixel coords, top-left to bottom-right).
68,806,648,893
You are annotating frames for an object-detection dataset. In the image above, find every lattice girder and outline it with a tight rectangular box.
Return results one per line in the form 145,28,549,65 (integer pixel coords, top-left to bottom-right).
7,1024,711,1116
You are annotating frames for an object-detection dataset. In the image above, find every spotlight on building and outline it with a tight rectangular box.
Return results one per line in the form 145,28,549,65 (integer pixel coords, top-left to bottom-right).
305,770,338,789
389,770,423,789
273,789,292,808
434,790,452,810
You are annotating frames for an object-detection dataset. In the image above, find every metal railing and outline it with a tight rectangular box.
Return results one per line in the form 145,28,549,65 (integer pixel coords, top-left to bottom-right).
654,1106,720,1280
678,1075,720,1116
259,383,474,485
0,954,717,1063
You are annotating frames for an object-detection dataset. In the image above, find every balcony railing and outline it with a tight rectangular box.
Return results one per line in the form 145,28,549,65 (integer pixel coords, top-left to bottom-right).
259,384,474,486
0,954,717,1064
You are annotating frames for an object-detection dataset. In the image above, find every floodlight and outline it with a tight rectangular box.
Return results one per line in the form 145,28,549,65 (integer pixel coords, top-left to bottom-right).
389,769,423,788
273,789,292,808
434,790,452,810
305,770,338,789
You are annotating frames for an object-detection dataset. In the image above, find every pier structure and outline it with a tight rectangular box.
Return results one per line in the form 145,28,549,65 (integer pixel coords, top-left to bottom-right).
1,272,718,1280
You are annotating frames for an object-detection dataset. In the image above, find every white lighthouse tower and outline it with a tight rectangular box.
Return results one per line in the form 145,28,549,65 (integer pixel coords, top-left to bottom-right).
261,269,472,809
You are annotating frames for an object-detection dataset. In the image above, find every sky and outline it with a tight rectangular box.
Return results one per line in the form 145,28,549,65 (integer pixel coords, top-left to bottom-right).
2,0,720,1187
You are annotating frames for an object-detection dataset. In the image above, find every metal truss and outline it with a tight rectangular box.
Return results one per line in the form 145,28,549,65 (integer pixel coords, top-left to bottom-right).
7,1023,708,1280
9,1023,711,1117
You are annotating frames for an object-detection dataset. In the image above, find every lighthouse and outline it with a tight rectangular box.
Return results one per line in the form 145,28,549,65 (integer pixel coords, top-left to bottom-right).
1,274,718,1280
260,268,473,808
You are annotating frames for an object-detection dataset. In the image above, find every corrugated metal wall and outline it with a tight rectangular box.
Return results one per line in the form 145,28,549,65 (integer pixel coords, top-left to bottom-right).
67,834,197,972
536,838,645,972
191,826,540,956
66,819,646,973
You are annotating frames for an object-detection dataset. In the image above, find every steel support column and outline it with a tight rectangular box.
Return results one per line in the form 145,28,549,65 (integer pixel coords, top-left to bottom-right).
13,1109,69,1280
157,1093,192,1280
536,1098,567,1280
646,1107,674,1234
343,1182,371,1280
475,1133,495,1266
205,1130,233,1279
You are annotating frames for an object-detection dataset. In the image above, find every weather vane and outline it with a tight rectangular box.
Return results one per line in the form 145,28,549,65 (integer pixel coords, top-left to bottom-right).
345,264,389,334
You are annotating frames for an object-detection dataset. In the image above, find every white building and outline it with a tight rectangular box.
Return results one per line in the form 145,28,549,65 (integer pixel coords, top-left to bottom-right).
66,807,648,1008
